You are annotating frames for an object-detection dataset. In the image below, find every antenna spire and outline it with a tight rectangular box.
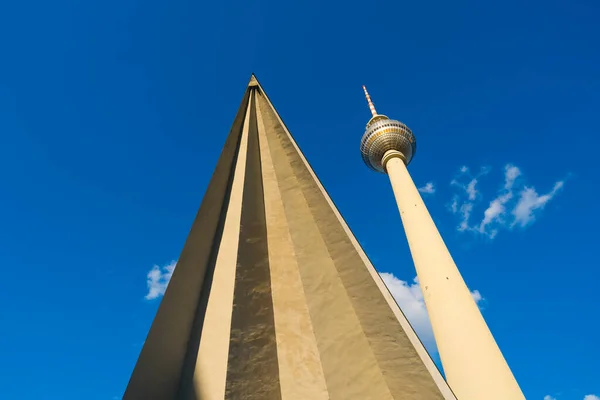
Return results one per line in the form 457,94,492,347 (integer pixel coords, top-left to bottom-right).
362,85,378,117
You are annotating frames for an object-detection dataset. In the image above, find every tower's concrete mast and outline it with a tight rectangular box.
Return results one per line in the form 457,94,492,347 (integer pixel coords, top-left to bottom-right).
360,86,525,400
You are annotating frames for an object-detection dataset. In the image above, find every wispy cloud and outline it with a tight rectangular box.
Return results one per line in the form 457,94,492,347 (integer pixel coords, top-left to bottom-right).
544,396,557,400
458,202,474,232
451,172,484,201
145,261,177,300
477,164,521,238
418,182,436,194
449,166,490,231
449,164,564,238
512,181,564,228
380,272,483,353
449,196,459,214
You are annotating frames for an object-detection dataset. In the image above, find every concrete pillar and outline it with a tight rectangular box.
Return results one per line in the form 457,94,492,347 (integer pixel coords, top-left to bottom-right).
382,150,525,400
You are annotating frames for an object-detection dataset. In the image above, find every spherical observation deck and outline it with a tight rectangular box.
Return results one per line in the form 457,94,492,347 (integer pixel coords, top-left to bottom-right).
360,116,417,173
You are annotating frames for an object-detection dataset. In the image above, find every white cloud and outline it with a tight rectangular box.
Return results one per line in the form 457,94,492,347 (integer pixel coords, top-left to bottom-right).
419,182,436,194
449,166,491,233
449,195,459,214
380,272,483,352
477,164,521,237
512,181,564,228
145,261,177,300
458,202,473,232
470,289,482,303
465,178,479,201
504,164,521,190
451,176,482,201
449,164,564,238
478,197,504,238
544,396,556,400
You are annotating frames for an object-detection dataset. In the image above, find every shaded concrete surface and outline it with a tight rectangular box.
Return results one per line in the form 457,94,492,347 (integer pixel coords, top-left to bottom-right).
123,75,457,400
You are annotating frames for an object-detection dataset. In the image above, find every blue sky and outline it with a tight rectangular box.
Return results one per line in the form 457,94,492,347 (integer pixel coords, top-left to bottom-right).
0,0,598,399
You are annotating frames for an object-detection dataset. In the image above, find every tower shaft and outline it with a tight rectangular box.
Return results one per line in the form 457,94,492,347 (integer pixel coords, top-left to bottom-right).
383,151,525,400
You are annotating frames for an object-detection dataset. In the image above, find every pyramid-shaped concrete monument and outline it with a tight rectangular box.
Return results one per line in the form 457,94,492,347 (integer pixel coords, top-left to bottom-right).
124,75,457,399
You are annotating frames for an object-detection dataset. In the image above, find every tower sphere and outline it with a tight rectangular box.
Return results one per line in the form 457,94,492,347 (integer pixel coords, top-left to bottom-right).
360,115,417,173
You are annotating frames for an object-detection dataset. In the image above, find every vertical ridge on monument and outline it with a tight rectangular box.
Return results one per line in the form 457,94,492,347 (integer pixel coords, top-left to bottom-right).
124,74,456,399
360,85,525,400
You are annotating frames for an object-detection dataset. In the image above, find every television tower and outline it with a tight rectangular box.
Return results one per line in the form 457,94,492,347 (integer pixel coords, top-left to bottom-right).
360,86,525,400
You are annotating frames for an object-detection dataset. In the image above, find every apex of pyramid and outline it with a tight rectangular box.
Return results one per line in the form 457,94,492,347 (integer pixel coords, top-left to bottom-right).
248,73,259,87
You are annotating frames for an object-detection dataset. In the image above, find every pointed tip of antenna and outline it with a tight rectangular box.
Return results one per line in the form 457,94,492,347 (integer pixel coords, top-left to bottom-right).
362,85,378,117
